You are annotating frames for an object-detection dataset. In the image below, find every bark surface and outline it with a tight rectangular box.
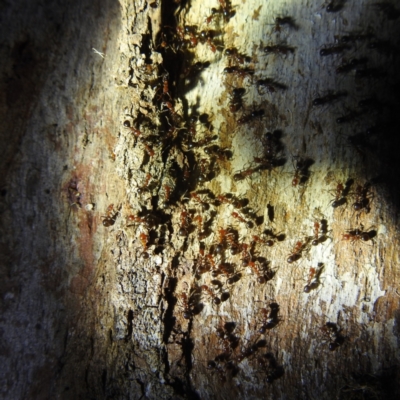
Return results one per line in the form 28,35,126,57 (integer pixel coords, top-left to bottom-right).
1,0,400,399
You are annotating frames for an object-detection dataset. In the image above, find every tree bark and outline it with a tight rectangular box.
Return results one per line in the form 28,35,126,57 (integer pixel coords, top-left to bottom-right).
1,0,400,399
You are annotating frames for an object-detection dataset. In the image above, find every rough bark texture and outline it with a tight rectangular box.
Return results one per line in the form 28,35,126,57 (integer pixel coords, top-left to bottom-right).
1,0,400,399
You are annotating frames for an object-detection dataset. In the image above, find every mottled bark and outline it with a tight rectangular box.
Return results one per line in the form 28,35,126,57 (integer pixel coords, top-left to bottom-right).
1,0,400,399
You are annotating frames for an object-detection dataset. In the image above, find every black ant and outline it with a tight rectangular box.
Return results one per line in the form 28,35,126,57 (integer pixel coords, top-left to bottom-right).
274,16,297,32
264,44,295,56
372,2,400,20
256,78,287,94
336,57,368,74
326,0,346,13
237,109,264,125
320,43,351,56
312,90,347,107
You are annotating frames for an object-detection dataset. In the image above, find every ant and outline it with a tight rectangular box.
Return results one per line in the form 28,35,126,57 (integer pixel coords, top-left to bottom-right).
311,220,329,246
335,57,368,74
211,262,235,279
247,261,267,284
320,43,351,56
291,156,313,187
312,90,347,107
225,47,251,64
232,211,254,228
137,173,152,194
329,178,353,208
372,2,400,20
287,241,305,263
304,263,324,293
258,353,284,383
326,0,346,13
342,226,376,243
336,109,364,124
179,291,196,320
179,210,192,236
228,87,246,113
256,78,287,95
258,303,280,333
102,204,119,227
190,192,210,211
321,322,345,351
163,185,172,203
355,68,385,79
223,66,255,80
339,31,374,44
274,16,297,32
233,166,259,181
237,109,264,125
206,1,235,24
352,182,372,213
264,44,295,56
139,231,149,251
123,120,141,138
218,193,248,209
200,285,221,305
251,235,274,247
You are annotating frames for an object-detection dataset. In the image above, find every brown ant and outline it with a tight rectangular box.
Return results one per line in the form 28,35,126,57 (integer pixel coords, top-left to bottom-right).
223,66,255,80
227,87,246,113
179,290,196,320
291,156,314,187
342,226,376,243
232,211,254,228
179,210,192,236
123,120,141,137
200,285,221,305
137,173,152,194
320,44,351,56
247,261,267,284
102,204,119,227
190,192,210,211
139,231,149,251
329,178,353,208
163,185,172,202
311,220,329,246
258,303,280,333
321,322,345,351
233,167,259,181
225,47,251,64
304,263,324,293
258,353,284,383
251,235,274,247
287,241,305,263
352,182,372,213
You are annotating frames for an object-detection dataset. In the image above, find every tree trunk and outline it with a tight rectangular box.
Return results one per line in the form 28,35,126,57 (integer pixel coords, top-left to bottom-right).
1,0,400,399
